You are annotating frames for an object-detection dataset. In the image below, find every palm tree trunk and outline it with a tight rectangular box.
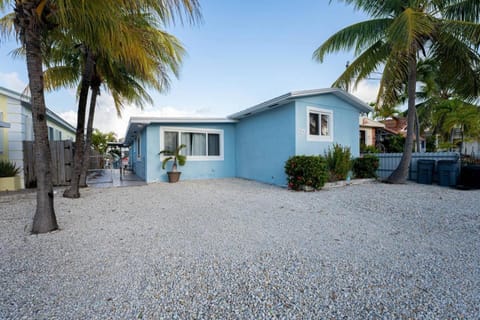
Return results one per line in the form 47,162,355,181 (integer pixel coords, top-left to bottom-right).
63,48,95,198
80,81,100,187
415,109,421,152
21,2,58,233
386,51,417,183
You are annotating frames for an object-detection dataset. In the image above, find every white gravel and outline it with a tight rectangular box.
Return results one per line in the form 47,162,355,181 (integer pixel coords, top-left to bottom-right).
1,178,479,319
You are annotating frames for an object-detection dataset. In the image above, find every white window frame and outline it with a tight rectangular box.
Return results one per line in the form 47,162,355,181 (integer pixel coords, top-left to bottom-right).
136,135,141,159
306,106,333,142
160,126,224,161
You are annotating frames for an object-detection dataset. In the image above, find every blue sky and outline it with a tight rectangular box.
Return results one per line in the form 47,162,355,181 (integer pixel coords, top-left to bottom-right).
0,0,378,137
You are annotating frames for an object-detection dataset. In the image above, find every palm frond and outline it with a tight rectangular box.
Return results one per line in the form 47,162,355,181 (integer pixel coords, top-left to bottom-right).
0,12,15,41
313,18,391,62
443,0,480,22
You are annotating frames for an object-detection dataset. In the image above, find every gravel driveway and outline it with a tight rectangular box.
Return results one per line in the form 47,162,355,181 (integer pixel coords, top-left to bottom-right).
1,179,479,319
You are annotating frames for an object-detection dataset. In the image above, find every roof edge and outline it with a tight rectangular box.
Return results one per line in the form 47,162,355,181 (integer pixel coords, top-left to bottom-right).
228,88,372,119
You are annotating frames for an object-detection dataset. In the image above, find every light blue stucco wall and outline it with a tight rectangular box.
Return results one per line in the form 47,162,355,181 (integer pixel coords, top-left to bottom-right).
235,102,296,186
142,123,236,182
294,94,361,157
129,93,363,186
131,128,147,180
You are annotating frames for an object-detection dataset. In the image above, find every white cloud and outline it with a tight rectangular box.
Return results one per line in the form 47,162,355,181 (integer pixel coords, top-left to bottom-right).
60,92,216,139
58,110,78,127
0,72,27,93
351,80,379,104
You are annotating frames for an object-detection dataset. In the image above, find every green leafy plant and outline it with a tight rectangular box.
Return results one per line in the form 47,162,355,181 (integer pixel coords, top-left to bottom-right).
0,160,20,178
383,134,405,153
360,144,379,154
353,154,379,179
285,155,328,191
325,144,352,182
160,144,187,172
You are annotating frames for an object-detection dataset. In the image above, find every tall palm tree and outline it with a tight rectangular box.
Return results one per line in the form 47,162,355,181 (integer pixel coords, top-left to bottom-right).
314,0,480,183
0,0,200,233
415,58,480,151
43,11,188,195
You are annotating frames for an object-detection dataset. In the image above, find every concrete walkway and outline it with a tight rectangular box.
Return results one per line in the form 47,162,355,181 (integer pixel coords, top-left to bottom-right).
86,169,146,188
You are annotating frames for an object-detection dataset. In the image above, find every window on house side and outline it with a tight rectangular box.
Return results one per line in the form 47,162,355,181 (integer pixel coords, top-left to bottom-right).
48,127,54,141
160,127,223,160
181,132,207,156
208,133,220,156
309,113,319,135
164,131,178,153
307,107,333,141
136,135,141,159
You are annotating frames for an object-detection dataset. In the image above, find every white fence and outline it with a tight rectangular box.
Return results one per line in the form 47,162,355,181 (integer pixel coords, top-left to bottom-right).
376,152,460,181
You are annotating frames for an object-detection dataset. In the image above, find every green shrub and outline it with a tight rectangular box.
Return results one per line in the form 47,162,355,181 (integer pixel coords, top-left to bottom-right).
360,144,379,154
0,159,20,178
325,144,352,182
383,134,405,153
352,154,379,178
285,155,328,191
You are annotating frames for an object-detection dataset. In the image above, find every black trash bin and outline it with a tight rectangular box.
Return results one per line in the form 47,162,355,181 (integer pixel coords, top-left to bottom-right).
459,165,480,189
437,160,458,187
417,159,435,184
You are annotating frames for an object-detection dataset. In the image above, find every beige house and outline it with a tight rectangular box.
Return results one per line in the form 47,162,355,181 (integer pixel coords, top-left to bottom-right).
359,116,385,147
0,87,76,188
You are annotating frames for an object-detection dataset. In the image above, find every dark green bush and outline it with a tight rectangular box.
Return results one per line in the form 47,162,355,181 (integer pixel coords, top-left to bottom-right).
360,144,379,154
0,159,20,178
325,144,352,182
383,134,405,153
352,154,379,178
285,155,328,191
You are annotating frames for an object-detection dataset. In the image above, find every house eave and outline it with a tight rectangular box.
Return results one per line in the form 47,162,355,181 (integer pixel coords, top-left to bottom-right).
228,88,372,119
0,121,11,128
123,117,237,146
0,86,76,134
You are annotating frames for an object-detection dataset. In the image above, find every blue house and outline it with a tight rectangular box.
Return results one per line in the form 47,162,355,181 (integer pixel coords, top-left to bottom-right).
124,88,372,186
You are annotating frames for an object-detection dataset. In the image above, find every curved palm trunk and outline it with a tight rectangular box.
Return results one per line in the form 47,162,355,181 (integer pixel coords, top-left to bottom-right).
80,80,100,187
63,49,95,198
386,52,417,183
415,110,421,152
20,2,58,233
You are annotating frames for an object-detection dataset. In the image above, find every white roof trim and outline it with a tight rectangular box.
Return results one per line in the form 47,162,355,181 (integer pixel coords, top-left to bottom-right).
124,117,237,145
0,86,30,103
128,116,237,125
0,121,11,128
228,88,372,119
0,86,76,133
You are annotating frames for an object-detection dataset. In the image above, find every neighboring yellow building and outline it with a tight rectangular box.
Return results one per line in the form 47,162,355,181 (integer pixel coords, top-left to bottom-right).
0,87,76,188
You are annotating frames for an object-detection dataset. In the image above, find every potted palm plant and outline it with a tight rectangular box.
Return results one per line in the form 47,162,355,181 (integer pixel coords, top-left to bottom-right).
0,159,21,191
159,144,187,183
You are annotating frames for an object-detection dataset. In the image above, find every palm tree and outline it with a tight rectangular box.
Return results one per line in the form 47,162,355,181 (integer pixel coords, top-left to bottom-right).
415,58,480,152
314,0,480,183
0,0,200,233
43,11,188,194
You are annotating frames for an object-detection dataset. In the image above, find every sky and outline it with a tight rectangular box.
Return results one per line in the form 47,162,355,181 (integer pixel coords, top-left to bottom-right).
0,0,379,138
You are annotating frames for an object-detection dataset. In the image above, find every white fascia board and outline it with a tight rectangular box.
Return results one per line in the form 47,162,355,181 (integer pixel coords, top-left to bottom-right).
0,87,30,103
123,117,236,146
0,86,76,133
228,88,372,119
129,117,237,124
0,121,11,128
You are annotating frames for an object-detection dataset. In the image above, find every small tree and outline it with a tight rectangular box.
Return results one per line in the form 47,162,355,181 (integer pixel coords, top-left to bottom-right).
160,144,187,172
325,144,352,182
